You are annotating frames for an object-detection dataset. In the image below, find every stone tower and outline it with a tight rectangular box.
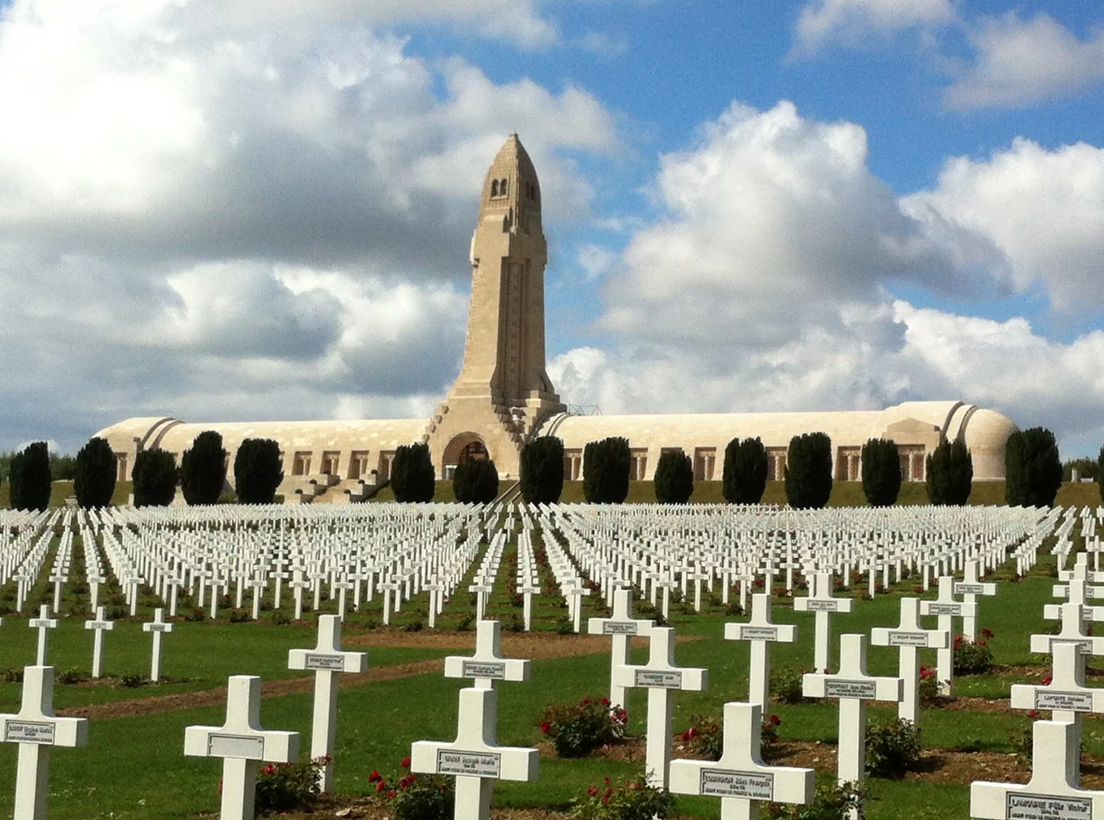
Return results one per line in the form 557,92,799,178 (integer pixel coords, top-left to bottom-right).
425,134,564,480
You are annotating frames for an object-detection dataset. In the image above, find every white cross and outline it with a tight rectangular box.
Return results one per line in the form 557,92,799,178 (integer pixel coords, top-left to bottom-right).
919,576,977,696
953,561,997,641
142,607,175,682
793,573,853,672
871,597,948,723
83,606,115,679
725,593,797,709
28,605,57,666
587,588,654,712
184,675,300,820
288,614,368,792
1031,602,1104,657
444,619,530,689
0,666,89,820
670,701,814,820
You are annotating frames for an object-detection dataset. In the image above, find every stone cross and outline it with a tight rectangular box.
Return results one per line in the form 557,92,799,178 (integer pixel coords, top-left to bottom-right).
919,576,977,696
287,614,368,792
83,606,115,679
953,561,997,641
444,619,530,690
1030,602,1104,657
793,573,853,673
587,588,655,712
670,701,814,820
613,626,709,789
290,570,310,621
802,634,902,806
184,675,300,820
970,720,1104,819
0,666,89,820
28,605,58,666
724,593,797,709
142,607,175,682
410,686,539,820
870,597,948,723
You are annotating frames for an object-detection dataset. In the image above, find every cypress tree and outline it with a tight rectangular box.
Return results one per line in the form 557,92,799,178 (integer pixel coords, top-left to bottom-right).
1005,427,1062,507
233,438,284,504
861,438,902,507
583,437,631,504
391,442,435,502
1098,444,1104,505
784,432,832,509
74,437,117,508
926,439,973,505
520,436,565,505
722,437,768,504
10,441,51,511
654,449,693,504
180,430,228,505
454,457,500,504
133,449,179,507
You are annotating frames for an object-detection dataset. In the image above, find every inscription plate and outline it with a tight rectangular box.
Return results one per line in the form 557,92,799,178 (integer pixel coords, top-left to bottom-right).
1006,793,1092,819
955,583,987,595
806,600,840,612
4,720,55,744
888,632,931,647
462,661,506,680
1035,691,1094,712
739,626,779,641
146,624,172,632
700,768,773,800
304,654,347,671
634,669,683,689
824,680,878,700
602,622,639,636
208,734,265,759
437,750,500,777
926,603,962,616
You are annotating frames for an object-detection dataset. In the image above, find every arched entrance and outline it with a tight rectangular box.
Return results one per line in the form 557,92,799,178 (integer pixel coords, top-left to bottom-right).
442,433,490,479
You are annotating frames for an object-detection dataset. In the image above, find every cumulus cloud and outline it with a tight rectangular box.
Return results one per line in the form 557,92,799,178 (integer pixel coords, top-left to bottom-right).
794,0,955,54
945,12,1104,110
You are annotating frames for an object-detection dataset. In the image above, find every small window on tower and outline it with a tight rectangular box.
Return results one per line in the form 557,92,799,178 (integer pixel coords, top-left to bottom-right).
490,179,499,197
500,178,508,196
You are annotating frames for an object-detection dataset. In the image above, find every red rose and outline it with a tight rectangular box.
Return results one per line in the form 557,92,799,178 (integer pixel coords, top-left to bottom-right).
401,756,411,769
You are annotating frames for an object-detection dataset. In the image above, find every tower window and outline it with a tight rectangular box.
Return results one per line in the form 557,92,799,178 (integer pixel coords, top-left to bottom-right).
490,178,508,199
491,179,499,197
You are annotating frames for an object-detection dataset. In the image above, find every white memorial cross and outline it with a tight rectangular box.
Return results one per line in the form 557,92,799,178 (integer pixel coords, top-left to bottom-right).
290,570,310,621
444,619,529,690
410,686,539,820
970,720,1104,820
954,561,997,641
802,634,902,803
724,593,797,709
613,626,708,789
83,606,115,679
28,605,58,666
670,702,814,820
587,588,654,712
1030,602,1104,658
0,666,89,820
143,607,175,682
919,576,977,696
184,675,300,820
794,573,853,673
288,614,368,792
871,597,948,723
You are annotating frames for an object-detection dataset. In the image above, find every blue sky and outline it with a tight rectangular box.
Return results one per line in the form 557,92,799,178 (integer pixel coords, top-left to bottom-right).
0,0,1102,458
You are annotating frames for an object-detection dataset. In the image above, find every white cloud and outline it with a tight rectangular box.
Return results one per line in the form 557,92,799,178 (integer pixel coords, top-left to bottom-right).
945,12,1104,110
794,0,955,54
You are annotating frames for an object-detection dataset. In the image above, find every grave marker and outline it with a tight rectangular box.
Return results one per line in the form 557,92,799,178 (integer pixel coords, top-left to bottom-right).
83,606,115,679
871,597,948,722
725,593,797,709
587,588,654,712
444,619,529,689
28,605,57,666
794,573,853,673
142,607,174,682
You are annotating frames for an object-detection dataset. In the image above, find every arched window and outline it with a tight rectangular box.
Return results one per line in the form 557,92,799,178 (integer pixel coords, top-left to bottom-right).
500,178,508,196
491,179,499,197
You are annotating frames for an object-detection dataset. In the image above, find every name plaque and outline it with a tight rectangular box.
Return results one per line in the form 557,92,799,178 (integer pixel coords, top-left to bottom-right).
700,769,774,800
146,624,172,632
3,720,55,744
208,734,265,759
739,626,779,641
806,600,840,612
824,680,878,700
437,750,501,778
888,632,931,647
304,654,347,671
926,604,962,616
462,661,506,679
1035,691,1095,712
1006,793,1092,820
955,583,987,595
602,622,639,636
634,669,683,689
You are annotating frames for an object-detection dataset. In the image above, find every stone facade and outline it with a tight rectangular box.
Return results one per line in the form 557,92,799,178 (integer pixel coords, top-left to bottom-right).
94,135,1019,501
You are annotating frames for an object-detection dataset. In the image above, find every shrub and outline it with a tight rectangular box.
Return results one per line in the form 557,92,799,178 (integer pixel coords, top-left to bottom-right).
865,718,922,778
784,433,832,509
391,442,436,502
583,437,632,504
255,757,324,815
520,436,565,504
571,772,673,820
10,442,51,512
654,449,693,504
723,437,768,504
765,781,864,820
953,633,993,675
74,437,116,508
180,430,228,505
453,456,499,504
540,696,628,757
860,438,901,507
132,449,178,507
371,758,453,820
234,438,284,505
772,667,808,705
926,439,973,505
917,665,944,705
1005,427,1062,507
679,712,781,761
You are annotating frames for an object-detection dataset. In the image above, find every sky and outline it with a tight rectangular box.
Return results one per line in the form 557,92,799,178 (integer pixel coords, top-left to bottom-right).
0,0,1102,459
